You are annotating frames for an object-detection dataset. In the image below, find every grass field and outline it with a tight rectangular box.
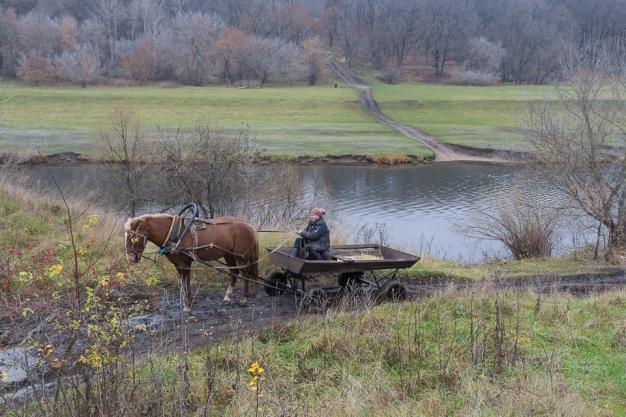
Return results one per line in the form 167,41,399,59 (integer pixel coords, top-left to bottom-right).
370,82,550,151
0,81,431,159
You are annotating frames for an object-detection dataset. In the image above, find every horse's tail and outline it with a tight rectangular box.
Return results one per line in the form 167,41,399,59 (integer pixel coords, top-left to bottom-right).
248,227,260,296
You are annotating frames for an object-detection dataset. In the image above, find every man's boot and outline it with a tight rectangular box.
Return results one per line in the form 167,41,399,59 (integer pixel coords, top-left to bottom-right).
290,248,299,258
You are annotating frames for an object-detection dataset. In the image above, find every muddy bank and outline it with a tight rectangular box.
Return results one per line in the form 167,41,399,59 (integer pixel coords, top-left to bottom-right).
9,142,515,167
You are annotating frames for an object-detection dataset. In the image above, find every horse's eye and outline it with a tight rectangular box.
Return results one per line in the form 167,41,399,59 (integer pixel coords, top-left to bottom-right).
131,236,139,243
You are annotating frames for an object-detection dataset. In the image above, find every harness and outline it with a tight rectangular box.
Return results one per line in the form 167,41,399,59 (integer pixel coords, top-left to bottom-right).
156,203,256,264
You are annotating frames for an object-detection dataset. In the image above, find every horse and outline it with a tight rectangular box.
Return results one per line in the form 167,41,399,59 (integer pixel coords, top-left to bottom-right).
124,213,259,312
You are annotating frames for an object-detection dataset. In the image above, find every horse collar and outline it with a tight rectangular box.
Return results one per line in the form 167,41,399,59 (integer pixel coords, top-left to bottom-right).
161,216,183,248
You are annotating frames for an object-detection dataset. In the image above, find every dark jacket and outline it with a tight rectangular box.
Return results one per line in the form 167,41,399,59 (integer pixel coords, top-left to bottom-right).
300,217,330,251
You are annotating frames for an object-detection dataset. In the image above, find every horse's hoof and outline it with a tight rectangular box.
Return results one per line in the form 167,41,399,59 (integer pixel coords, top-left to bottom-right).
239,301,248,307
223,300,231,305
183,307,191,312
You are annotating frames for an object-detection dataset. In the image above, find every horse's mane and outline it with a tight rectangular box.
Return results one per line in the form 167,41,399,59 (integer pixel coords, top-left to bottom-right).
123,214,255,233
124,213,172,231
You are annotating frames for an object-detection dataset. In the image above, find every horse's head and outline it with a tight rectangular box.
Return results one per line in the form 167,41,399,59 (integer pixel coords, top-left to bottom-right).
124,217,148,264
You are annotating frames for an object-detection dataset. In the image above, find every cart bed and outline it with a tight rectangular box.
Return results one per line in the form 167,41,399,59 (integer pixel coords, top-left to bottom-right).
266,244,420,274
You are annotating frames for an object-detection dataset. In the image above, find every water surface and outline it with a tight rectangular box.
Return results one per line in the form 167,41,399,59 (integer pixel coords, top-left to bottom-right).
31,162,585,262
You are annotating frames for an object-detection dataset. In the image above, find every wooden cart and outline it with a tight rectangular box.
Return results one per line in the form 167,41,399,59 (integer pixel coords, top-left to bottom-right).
263,244,420,313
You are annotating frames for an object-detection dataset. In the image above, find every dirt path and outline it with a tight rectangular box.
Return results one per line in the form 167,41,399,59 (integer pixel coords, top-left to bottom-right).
129,272,626,353
329,59,507,163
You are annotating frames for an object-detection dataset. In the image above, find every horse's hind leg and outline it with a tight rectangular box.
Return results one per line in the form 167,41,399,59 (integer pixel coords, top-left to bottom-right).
237,258,256,305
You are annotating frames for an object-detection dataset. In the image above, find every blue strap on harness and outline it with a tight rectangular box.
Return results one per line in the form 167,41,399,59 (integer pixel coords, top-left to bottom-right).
158,247,169,254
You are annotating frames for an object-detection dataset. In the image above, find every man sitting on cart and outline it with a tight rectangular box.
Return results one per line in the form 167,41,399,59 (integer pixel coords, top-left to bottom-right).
290,208,330,260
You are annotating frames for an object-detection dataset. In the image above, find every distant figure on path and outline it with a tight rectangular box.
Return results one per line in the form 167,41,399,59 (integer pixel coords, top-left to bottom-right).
334,80,338,88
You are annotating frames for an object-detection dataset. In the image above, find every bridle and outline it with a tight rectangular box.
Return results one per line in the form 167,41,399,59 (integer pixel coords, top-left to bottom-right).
125,229,148,262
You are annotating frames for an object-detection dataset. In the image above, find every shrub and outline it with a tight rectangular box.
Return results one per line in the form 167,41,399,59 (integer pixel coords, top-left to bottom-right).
449,70,499,86
376,68,400,84
367,154,412,164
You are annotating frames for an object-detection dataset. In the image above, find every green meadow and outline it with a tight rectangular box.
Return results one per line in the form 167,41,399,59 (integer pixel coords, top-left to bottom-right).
0,80,554,160
0,81,430,159
370,82,550,151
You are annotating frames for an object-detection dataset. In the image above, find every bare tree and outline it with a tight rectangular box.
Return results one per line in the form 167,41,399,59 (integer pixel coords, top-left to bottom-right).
563,0,626,48
93,0,126,42
59,16,79,50
17,55,58,85
213,26,247,83
241,37,305,85
154,121,259,218
422,0,475,76
334,0,359,69
0,8,21,77
302,35,326,85
463,37,505,74
355,0,391,69
55,43,102,87
95,105,153,217
452,36,506,85
153,121,319,227
17,11,61,57
77,18,107,47
165,12,223,85
93,0,131,74
321,0,339,47
120,36,157,82
127,0,167,40
238,0,270,36
264,2,313,45
382,0,422,68
521,43,626,256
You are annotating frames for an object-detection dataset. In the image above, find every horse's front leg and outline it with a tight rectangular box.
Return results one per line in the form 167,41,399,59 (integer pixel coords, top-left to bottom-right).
223,274,237,305
177,267,192,312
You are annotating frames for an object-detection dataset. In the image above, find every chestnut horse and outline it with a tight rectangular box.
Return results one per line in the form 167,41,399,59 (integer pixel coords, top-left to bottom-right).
124,214,259,311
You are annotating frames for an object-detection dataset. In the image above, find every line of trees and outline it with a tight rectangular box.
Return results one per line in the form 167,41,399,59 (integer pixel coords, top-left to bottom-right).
1,0,626,87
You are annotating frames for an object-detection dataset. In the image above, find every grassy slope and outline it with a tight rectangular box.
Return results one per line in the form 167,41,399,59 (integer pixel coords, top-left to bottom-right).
0,81,430,159
370,81,550,151
191,292,625,416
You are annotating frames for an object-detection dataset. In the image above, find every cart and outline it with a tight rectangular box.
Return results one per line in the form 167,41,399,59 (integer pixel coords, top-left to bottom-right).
263,244,420,313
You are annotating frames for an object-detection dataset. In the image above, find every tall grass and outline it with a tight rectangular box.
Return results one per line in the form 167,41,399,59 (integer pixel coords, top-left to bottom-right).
184,285,625,416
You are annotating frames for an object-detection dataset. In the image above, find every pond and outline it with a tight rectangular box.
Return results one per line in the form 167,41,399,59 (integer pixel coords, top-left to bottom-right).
30,161,590,262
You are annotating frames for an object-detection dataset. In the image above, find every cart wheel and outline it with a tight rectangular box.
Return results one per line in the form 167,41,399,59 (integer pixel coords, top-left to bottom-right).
300,288,328,314
375,279,407,304
264,271,287,296
338,271,364,287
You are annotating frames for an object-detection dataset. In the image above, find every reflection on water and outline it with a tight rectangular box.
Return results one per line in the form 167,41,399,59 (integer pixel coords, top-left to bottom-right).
30,162,586,262
297,163,522,261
